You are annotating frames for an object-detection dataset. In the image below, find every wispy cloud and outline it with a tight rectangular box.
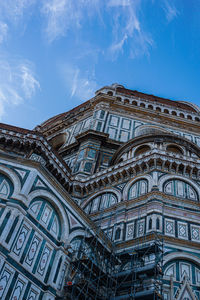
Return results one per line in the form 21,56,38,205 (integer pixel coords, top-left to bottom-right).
41,0,101,43
107,0,153,59
0,22,8,44
163,0,178,22
42,0,153,59
0,0,36,49
0,0,36,24
60,63,98,101
107,0,131,7
0,58,40,119
20,64,40,98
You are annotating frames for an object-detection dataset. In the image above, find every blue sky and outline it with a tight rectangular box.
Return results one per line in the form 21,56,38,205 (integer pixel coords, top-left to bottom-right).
0,0,199,129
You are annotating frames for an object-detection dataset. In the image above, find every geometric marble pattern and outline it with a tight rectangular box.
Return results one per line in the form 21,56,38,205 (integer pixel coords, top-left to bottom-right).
191,225,200,242
35,179,46,189
30,202,41,215
37,246,51,276
13,225,29,256
29,200,61,238
126,223,134,240
0,180,9,197
137,220,145,237
27,289,38,300
50,216,59,235
0,268,12,298
178,223,188,239
165,219,175,236
14,168,27,180
41,205,52,224
25,236,41,267
11,278,26,300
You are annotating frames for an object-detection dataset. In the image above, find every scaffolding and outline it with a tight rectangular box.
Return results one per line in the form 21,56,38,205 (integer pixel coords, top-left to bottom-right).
62,204,164,300
63,200,118,300
113,233,163,300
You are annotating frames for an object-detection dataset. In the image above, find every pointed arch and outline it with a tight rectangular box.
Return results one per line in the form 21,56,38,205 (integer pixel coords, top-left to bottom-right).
115,228,121,240
148,218,152,230
156,217,160,230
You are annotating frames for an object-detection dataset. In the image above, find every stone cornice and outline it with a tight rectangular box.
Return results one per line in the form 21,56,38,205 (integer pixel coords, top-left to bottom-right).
115,233,200,252
73,151,200,196
88,192,200,223
0,124,72,190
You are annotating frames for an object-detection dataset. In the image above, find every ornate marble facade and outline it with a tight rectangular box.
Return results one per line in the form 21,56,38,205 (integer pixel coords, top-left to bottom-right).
0,84,200,299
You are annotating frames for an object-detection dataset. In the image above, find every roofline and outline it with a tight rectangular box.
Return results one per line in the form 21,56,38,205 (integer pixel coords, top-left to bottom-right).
36,84,200,131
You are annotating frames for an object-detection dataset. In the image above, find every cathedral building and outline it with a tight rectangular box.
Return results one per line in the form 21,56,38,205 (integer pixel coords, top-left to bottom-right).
0,83,200,299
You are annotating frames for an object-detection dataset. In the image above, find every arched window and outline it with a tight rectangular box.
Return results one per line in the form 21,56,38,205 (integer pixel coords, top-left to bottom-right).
85,193,118,213
115,228,121,240
29,198,61,239
134,145,151,157
128,180,148,200
148,218,152,230
156,107,161,112
100,193,117,210
124,99,129,104
156,218,160,230
132,101,137,106
163,180,198,201
166,145,183,155
171,111,177,116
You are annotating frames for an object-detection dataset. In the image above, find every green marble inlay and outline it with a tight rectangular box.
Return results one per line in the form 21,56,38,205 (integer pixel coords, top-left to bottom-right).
37,200,46,221
5,270,18,299
5,215,19,244
44,249,56,284
20,229,34,264
0,211,11,235
47,211,55,231
32,239,46,274
53,256,62,283
22,282,31,300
